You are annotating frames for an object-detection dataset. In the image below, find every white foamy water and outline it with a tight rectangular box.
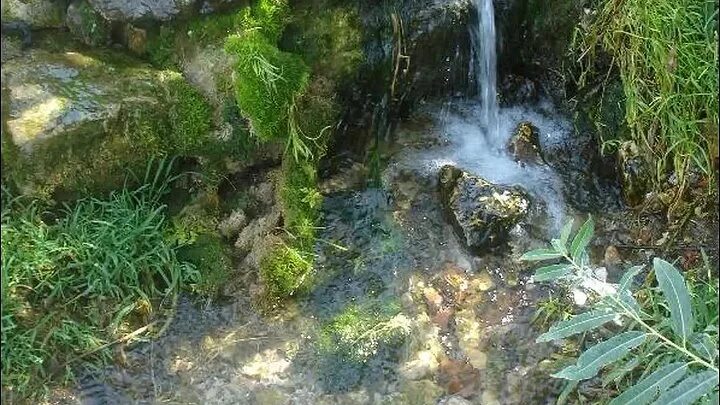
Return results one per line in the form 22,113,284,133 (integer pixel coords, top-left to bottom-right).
470,0,500,141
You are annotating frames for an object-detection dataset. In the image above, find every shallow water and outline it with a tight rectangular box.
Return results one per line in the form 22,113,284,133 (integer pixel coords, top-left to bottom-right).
47,95,622,404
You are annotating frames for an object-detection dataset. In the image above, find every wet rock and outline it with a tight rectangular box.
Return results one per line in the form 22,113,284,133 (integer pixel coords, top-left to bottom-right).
234,210,282,254
1,0,66,29
440,396,473,405
217,210,247,239
66,0,112,47
439,165,530,253
422,286,443,314
507,121,543,165
454,309,487,370
431,306,454,329
499,74,539,106
437,358,479,398
399,349,439,380
481,390,501,405
472,271,495,292
618,140,650,206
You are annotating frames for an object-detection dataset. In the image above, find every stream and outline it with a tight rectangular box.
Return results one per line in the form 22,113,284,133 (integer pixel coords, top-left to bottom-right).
49,0,621,403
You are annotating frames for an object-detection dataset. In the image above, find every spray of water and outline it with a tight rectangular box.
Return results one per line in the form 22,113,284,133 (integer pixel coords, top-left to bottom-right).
471,0,499,143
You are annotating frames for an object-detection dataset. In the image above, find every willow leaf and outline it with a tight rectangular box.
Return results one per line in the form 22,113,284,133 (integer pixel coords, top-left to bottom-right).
609,362,688,405
537,309,617,343
551,331,646,381
653,258,694,341
559,219,574,250
619,265,645,292
690,333,718,362
520,248,562,262
652,370,719,405
570,216,594,261
533,264,572,282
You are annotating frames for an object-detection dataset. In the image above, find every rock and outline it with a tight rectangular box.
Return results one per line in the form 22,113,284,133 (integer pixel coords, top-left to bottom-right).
395,380,444,405
499,74,538,106
437,359,479,398
439,165,530,253
431,306,454,329
87,0,192,22
472,271,495,292
234,210,282,254
422,287,443,314
507,121,543,165
254,387,289,405
66,0,112,47
217,210,247,238
399,350,439,380
1,0,66,29
604,245,622,266
480,390,501,405
618,140,650,206
1,35,169,196
125,24,148,54
441,396,473,405
465,348,487,370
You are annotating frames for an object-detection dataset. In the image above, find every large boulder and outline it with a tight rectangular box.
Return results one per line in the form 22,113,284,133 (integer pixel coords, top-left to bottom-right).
0,33,234,198
86,0,192,23
438,165,530,253
1,0,66,29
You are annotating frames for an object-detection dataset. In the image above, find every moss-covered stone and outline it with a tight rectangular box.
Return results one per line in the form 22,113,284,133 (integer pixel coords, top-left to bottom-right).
1,0,66,28
66,0,112,47
0,33,231,199
259,242,313,299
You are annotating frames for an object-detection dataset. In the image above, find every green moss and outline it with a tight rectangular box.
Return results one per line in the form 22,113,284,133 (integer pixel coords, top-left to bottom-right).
259,243,313,299
237,0,290,43
225,31,310,142
318,300,411,363
284,3,363,83
162,71,214,154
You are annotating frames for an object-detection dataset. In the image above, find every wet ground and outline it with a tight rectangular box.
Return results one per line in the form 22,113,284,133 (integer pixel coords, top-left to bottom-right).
48,99,632,405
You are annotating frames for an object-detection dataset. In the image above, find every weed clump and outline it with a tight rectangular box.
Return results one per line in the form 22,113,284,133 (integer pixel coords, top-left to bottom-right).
0,162,199,399
576,0,719,193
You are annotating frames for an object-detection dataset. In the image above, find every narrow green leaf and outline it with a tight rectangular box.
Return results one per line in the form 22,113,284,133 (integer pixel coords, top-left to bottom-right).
619,265,645,292
537,309,617,342
556,380,579,405
690,333,718,362
609,362,688,405
559,219,574,249
570,216,594,261
652,370,719,405
654,258,694,341
551,331,646,381
520,248,562,262
533,264,572,282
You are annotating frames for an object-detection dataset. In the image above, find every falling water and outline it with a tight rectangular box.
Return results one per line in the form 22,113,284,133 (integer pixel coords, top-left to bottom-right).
471,0,499,142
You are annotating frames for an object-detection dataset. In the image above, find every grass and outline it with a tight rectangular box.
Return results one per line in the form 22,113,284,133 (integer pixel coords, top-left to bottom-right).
0,160,200,401
575,0,719,193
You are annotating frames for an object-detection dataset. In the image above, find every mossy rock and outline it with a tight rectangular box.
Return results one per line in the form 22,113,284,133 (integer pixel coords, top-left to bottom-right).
1,0,66,28
66,0,112,47
0,34,224,199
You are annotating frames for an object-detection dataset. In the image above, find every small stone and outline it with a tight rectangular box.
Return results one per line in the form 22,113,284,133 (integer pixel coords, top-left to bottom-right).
399,350,439,380
472,271,495,292
481,390,501,405
442,396,473,405
432,306,454,329
507,121,543,165
423,287,443,314
604,245,622,266
465,348,487,370
218,210,247,238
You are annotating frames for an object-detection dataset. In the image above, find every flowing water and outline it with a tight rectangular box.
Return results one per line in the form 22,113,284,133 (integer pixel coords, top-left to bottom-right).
51,1,619,404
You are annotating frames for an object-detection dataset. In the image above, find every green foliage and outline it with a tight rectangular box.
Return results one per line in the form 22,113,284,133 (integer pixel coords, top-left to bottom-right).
237,0,289,43
575,0,719,190
147,25,178,68
1,160,199,399
521,217,719,404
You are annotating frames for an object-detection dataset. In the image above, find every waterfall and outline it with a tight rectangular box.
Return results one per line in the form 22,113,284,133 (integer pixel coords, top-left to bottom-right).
470,0,499,143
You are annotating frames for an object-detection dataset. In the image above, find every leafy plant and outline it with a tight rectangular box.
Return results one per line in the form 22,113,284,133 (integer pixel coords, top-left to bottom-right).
522,217,719,404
